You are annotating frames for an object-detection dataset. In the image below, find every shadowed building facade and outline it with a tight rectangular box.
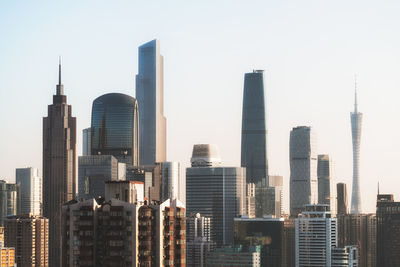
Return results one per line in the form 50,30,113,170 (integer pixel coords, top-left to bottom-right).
135,39,166,166
43,62,76,266
91,93,139,166
376,194,400,266
317,155,336,216
241,70,268,185
337,183,349,216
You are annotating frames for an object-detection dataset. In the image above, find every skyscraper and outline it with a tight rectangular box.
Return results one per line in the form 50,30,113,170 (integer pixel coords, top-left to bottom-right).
337,183,349,216
4,214,49,267
77,155,121,200
241,70,268,185
337,213,376,267
16,167,42,215
0,181,20,226
186,144,246,246
43,61,76,266
136,39,167,166
350,86,363,214
82,127,91,156
290,126,318,217
91,93,139,166
295,204,337,267
376,193,400,266
317,155,337,216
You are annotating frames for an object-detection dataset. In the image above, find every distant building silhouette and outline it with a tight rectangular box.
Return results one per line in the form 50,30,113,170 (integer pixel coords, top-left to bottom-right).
43,61,76,266
350,86,363,214
91,93,139,166
82,127,91,156
136,39,166,165
337,183,349,216
290,126,318,217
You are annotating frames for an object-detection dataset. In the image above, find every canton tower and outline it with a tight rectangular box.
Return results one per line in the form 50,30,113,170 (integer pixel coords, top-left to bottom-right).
350,81,363,214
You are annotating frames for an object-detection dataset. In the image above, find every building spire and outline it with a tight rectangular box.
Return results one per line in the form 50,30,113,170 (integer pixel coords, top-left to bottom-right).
56,56,64,95
354,74,358,113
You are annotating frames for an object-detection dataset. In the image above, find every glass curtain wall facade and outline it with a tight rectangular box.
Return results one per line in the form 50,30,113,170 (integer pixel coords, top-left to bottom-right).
290,126,318,217
91,93,139,166
318,155,337,216
241,70,268,185
16,167,42,216
135,39,166,166
186,166,246,246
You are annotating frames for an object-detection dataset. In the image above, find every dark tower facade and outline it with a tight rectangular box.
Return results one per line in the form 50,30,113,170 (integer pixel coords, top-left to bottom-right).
376,194,400,266
337,183,349,216
241,70,268,184
91,93,139,166
43,61,76,266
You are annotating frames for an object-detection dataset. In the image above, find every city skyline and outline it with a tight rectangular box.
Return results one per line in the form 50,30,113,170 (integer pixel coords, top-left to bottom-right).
1,1,400,213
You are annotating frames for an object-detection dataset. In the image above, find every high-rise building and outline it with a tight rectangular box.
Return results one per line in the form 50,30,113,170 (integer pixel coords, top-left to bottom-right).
283,218,296,267
290,126,318,217
337,183,349,216
62,186,184,267
0,181,20,226
16,167,42,215
295,204,337,267
337,214,376,267
350,87,363,214
186,213,215,267
78,155,122,200
0,245,15,267
331,246,358,267
160,161,181,202
42,61,76,266
234,217,285,267
186,144,246,246
82,127,91,156
91,93,139,166
105,180,144,204
317,155,337,216
376,193,400,266
246,183,256,218
4,214,49,267
206,245,261,267
241,69,268,186
136,39,167,166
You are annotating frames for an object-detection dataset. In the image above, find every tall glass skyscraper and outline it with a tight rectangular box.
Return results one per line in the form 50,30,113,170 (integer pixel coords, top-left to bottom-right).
241,70,268,184
91,93,139,166
290,126,318,217
135,39,167,166
350,88,363,214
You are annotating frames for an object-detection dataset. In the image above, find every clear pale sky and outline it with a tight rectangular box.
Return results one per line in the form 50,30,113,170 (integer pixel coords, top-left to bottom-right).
1,1,399,213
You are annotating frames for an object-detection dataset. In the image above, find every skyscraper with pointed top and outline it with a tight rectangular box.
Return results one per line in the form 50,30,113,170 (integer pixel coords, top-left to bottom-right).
350,80,362,214
43,60,76,266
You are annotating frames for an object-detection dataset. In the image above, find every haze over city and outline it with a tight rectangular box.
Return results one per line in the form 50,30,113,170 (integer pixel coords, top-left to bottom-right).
1,1,400,213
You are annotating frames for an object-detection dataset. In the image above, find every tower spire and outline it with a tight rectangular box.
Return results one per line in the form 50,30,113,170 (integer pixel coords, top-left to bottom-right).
354,74,358,113
56,57,64,95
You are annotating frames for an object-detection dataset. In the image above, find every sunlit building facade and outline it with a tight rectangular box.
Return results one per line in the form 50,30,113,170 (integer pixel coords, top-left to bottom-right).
16,167,42,215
